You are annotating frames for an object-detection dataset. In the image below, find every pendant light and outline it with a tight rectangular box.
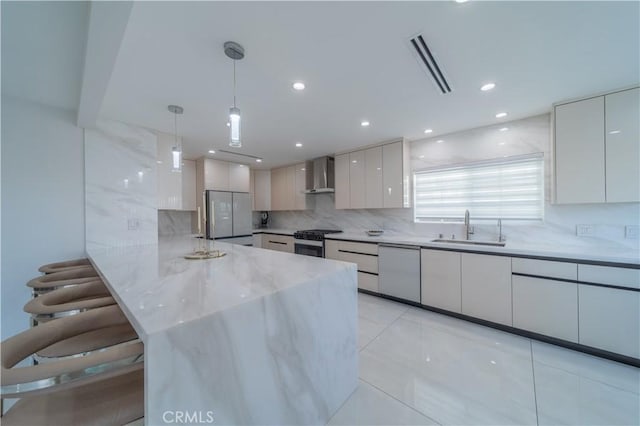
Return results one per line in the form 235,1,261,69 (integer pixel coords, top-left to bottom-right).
168,105,184,171
224,41,244,148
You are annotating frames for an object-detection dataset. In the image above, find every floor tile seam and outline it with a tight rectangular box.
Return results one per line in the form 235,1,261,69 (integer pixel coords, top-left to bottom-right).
358,377,443,426
530,340,540,426
530,357,640,396
358,307,410,353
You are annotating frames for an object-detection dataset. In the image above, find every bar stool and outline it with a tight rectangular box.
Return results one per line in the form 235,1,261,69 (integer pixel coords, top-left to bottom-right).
1,305,143,398
1,369,144,426
24,279,115,324
27,266,99,296
38,258,92,274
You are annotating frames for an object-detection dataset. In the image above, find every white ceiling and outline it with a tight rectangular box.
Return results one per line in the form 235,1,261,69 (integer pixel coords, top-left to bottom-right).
1,1,89,111
98,2,636,168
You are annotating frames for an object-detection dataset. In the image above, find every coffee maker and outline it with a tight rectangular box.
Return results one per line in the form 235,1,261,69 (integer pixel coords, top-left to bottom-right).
259,211,269,228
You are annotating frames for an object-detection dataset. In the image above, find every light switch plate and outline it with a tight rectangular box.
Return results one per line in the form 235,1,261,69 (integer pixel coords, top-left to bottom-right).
576,224,594,237
127,218,141,231
625,225,639,240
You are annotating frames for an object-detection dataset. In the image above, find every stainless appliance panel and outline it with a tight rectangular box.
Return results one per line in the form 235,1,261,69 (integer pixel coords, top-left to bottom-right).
232,192,253,236
378,244,421,302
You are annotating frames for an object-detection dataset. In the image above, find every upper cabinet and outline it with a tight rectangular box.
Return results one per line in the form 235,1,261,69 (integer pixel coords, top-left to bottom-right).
251,169,271,211
605,88,640,203
554,87,639,204
335,139,410,209
157,134,196,211
196,158,250,193
270,163,309,211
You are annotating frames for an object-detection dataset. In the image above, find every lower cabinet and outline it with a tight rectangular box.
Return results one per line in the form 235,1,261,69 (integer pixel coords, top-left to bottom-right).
461,253,512,326
421,249,461,313
512,275,578,342
252,233,263,248
378,244,420,303
579,285,640,359
325,240,379,291
262,234,294,253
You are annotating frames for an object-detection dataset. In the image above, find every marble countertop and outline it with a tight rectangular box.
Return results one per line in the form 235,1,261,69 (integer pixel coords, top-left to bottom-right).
87,236,354,339
326,231,640,266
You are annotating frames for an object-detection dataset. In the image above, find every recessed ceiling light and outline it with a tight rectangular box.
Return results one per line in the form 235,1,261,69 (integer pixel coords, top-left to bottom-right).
419,155,425,159
455,0,469,3
609,130,621,134
481,83,496,91
256,158,262,163
499,142,506,146
352,160,357,163
292,82,305,91
226,122,230,127
156,160,162,164
499,127,509,132
495,112,508,118
436,140,444,144
208,150,216,154
424,129,433,134
361,121,370,127
295,142,303,147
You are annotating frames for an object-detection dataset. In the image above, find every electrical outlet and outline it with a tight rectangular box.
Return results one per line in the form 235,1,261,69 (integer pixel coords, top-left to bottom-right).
576,224,595,237
626,225,639,240
127,218,140,231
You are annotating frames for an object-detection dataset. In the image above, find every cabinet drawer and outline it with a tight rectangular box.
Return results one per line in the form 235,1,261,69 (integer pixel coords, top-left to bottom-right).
512,275,578,342
263,234,294,253
578,265,640,289
512,258,577,280
358,272,379,292
326,240,379,256
328,250,378,274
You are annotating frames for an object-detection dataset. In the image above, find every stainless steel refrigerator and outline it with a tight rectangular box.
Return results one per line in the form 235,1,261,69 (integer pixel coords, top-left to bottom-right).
205,191,253,245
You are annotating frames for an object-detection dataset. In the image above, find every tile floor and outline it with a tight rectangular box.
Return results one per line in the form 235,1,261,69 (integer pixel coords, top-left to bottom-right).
327,293,640,426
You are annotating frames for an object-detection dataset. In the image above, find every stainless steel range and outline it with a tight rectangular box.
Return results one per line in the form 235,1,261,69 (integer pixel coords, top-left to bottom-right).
293,229,342,257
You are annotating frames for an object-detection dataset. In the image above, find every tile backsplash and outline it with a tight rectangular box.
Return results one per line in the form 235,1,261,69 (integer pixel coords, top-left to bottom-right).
268,114,639,252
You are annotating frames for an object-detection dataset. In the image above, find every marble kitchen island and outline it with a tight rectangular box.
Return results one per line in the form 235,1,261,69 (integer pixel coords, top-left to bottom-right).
87,236,358,425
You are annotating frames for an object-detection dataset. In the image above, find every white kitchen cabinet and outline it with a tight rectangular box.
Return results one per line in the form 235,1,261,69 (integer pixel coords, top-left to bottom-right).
349,150,366,209
365,146,383,208
252,233,263,248
554,87,639,204
511,258,577,280
461,253,512,325
579,285,640,358
228,163,250,193
383,140,410,208
262,234,294,253
325,240,379,291
554,96,606,204
334,153,350,209
294,163,308,210
204,159,230,191
270,164,307,211
512,275,578,342
421,249,461,313
252,170,271,211
578,264,640,290
605,87,640,202
181,159,196,211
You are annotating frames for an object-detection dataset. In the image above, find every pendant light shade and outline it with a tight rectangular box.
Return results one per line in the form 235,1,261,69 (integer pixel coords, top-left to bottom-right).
168,105,184,171
224,41,244,148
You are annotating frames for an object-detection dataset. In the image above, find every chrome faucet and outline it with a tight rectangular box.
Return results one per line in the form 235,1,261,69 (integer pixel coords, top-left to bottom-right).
498,218,505,242
464,209,474,240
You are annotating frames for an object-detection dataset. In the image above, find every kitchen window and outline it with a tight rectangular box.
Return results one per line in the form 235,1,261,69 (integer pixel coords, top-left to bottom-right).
414,153,544,222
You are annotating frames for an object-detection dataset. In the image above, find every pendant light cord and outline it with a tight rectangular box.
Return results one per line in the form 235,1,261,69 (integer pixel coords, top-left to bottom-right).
233,59,237,107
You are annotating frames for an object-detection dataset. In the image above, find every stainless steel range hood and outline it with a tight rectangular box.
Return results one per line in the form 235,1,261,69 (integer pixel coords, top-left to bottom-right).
305,156,335,193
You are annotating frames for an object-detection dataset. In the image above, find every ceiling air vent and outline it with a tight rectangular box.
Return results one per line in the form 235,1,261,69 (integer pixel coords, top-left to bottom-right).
409,34,451,94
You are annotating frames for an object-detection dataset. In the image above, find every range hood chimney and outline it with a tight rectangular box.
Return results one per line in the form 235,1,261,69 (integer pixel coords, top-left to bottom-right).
305,156,335,194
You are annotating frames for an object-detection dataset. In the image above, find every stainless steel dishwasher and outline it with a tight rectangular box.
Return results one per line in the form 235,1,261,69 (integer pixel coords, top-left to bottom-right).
378,243,421,303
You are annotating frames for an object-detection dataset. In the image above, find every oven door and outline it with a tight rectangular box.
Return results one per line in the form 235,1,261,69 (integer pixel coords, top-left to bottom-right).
294,239,324,257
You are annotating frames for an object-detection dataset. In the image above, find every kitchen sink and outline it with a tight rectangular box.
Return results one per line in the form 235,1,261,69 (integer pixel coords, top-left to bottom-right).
431,238,506,247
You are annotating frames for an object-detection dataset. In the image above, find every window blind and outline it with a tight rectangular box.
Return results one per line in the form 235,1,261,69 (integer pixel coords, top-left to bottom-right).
414,154,544,222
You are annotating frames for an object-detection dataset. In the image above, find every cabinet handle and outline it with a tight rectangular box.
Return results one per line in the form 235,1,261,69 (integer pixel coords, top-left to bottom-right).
268,241,288,245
